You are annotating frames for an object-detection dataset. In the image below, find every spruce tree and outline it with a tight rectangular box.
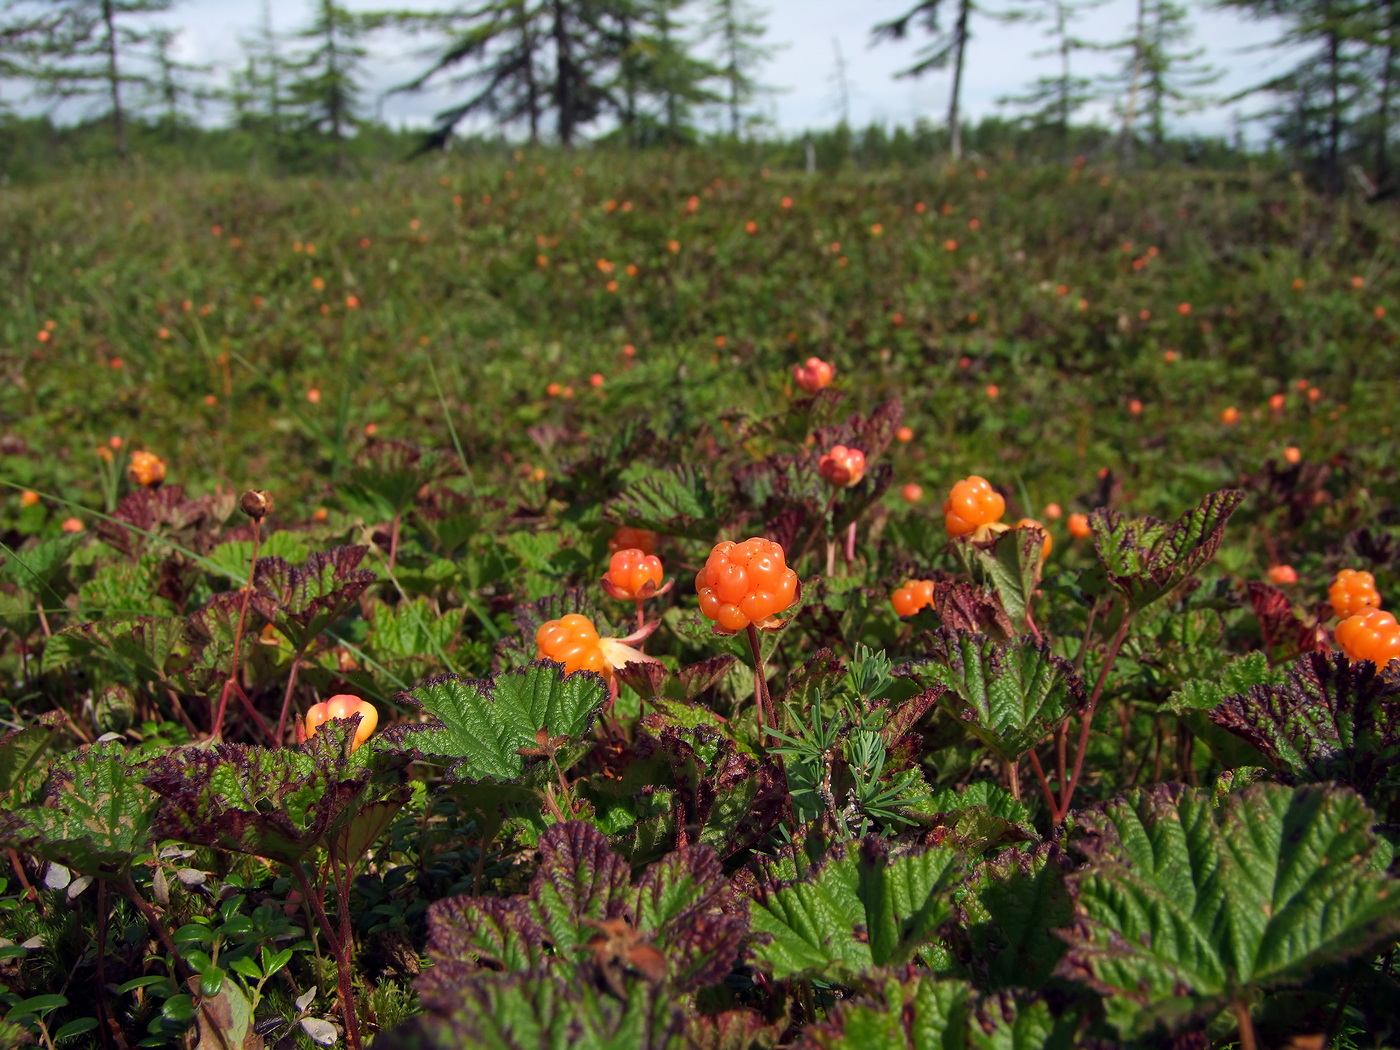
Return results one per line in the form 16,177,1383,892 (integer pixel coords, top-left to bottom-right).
702,0,774,138
872,0,975,161
997,0,1106,144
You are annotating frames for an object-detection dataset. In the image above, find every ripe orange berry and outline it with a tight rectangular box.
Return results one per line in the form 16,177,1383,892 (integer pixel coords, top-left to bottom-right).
603,548,664,601
1164,349,1178,363
590,373,605,388
128,450,167,488
895,426,914,443
1335,608,1400,666
902,483,923,504
1221,406,1240,425
19,490,39,507
305,694,378,751
60,517,84,533
609,526,657,556
985,384,1000,399
1128,399,1143,415
1068,512,1092,540
818,445,866,488
793,356,835,394
1268,564,1298,585
1329,569,1381,619
1283,446,1302,464
891,579,935,618
1043,502,1063,521
695,538,799,632
943,476,1005,538
536,614,611,678
1015,518,1052,557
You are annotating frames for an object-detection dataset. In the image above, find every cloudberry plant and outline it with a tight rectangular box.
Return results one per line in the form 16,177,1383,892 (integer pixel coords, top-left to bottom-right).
1335,609,1400,666
943,475,1005,538
891,579,934,617
1067,512,1092,540
1329,569,1381,619
792,356,835,394
536,614,610,678
608,526,657,556
818,445,866,488
305,694,378,751
1268,564,1299,585
696,538,799,633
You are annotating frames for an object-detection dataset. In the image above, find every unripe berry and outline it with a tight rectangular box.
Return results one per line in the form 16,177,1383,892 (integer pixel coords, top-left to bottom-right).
818,445,866,488
792,357,835,394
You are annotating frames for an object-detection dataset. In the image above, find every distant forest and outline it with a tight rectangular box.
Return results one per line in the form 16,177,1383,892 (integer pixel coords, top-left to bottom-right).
0,0,1395,195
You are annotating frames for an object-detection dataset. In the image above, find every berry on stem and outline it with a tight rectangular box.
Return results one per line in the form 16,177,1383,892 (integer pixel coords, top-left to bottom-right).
818,445,866,488
943,475,1005,538
792,357,835,394
128,450,167,488
695,538,799,632
601,548,665,601
608,526,658,556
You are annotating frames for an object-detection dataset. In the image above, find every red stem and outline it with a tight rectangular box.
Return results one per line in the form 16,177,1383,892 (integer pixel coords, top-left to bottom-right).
795,490,840,566
745,623,772,738
295,865,362,1050
1059,612,1132,814
1027,748,1060,821
275,653,302,745
211,519,261,741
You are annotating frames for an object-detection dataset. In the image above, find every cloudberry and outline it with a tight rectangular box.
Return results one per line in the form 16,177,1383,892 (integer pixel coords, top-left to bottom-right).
943,476,1005,538
1068,513,1091,540
1329,569,1381,619
128,450,167,488
891,579,934,617
792,357,835,394
305,694,378,751
818,445,866,488
602,548,664,601
696,538,799,632
536,614,610,677
1335,608,1400,666
1268,564,1298,585
609,526,657,556
902,483,923,503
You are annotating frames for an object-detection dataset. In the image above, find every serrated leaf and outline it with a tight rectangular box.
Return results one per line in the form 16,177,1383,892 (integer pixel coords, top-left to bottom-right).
1061,782,1400,1036
958,845,1073,991
382,663,606,782
909,630,1086,763
1090,489,1244,614
250,546,376,651
752,838,961,981
964,526,1045,630
420,822,745,1002
0,716,58,806
1208,652,1400,816
1167,651,1286,713
0,742,157,878
607,465,727,541
143,724,403,865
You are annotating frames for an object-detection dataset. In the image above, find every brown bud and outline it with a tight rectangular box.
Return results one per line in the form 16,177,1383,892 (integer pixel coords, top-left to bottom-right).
240,489,272,521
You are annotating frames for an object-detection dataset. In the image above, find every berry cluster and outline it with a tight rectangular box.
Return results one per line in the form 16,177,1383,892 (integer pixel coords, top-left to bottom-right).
696,538,799,631
891,579,934,618
603,548,664,601
792,357,835,394
1336,609,1400,666
943,475,1005,538
536,614,610,678
1329,569,1381,619
818,445,866,488
305,694,379,751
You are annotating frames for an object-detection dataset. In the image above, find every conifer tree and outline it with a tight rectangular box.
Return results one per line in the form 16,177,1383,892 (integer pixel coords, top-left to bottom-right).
997,0,1106,143
872,0,975,160
703,0,774,137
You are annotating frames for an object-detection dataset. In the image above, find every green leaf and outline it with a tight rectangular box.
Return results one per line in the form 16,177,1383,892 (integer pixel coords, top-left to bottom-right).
6,993,67,1018
607,465,727,541
958,845,1073,991
1089,489,1243,614
0,742,157,878
1208,652,1400,818
0,716,58,806
250,546,377,651
53,1017,99,1042
143,723,406,865
752,838,961,981
909,629,1085,764
1062,783,1400,1037
203,530,310,584
384,662,607,782
965,525,1046,630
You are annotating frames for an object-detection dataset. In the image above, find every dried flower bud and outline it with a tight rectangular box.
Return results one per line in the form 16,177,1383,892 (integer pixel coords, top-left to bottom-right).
240,489,273,521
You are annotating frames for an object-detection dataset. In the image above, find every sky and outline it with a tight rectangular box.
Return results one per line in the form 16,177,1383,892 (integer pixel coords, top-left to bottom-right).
51,0,1301,139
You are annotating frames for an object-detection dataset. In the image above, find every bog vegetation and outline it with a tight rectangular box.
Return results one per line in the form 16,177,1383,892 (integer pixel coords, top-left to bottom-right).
0,151,1397,1050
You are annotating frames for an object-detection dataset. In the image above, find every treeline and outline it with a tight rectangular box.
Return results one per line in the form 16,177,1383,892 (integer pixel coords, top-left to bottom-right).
0,0,1394,195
